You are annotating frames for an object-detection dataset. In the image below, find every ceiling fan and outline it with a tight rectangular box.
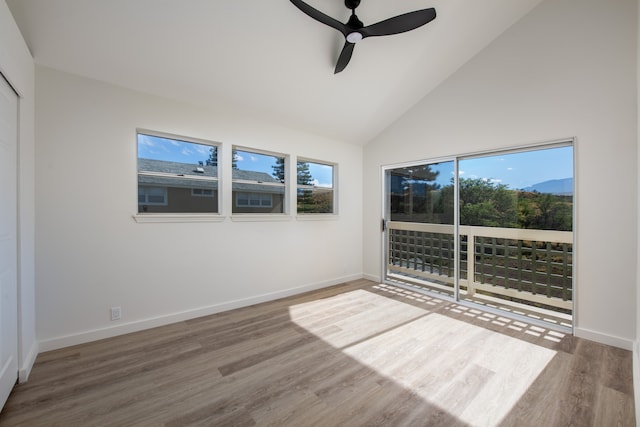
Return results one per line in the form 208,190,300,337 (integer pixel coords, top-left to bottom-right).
290,0,437,74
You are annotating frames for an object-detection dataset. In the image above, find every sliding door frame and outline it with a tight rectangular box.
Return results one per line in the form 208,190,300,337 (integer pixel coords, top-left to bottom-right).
380,138,576,334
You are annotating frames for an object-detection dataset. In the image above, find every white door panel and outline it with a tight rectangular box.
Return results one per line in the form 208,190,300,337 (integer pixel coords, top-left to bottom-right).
0,74,18,408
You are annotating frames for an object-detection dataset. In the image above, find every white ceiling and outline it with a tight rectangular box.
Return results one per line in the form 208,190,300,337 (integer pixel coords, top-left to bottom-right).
7,0,542,145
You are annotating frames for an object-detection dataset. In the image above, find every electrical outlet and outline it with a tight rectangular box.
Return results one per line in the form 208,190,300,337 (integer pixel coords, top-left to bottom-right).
110,306,121,321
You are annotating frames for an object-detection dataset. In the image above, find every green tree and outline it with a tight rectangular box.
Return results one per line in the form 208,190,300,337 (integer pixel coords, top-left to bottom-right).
535,193,555,229
206,146,217,166
272,157,285,182
391,165,441,222
517,198,535,229
459,178,517,227
529,193,572,231
435,178,572,231
297,162,312,185
232,149,239,169
435,181,455,225
297,162,314,212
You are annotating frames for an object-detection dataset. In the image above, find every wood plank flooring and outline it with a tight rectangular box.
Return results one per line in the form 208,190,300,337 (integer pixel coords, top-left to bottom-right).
0,279,634,426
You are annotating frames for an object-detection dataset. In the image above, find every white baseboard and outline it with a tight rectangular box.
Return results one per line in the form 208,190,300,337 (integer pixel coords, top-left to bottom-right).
38,274,364,352
573,327,634,350
363,273,381,282
19,340,38,383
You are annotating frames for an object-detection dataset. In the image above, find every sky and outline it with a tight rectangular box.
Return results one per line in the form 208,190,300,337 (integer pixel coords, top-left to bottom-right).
138,134,212,164
138,134,570,190
137,134,333,187
430,145,573,189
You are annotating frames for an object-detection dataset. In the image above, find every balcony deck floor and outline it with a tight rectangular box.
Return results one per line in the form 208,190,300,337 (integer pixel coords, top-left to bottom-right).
386,272,573,330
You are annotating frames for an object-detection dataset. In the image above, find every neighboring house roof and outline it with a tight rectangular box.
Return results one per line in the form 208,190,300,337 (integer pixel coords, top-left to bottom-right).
138,158,218,190
138,158,218,176
138,158,284,194
231,169,280,183
138,174,218,190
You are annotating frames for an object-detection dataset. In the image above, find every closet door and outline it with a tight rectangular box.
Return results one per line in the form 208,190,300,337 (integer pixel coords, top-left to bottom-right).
0,74,19,408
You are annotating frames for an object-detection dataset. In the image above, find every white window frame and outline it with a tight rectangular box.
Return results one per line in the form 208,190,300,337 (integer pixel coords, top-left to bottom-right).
296,157,338,217
134,129,224,223
231,146,289,219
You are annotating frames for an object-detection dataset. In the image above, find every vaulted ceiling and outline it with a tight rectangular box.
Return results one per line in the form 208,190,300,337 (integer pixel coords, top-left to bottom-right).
7,0,543,145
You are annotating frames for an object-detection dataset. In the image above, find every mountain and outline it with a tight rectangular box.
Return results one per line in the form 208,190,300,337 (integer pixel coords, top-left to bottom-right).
522,178,573,195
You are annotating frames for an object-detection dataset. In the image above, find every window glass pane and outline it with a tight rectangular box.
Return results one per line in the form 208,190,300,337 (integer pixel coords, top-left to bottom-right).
232,149,285,214
137,132,219,214
458,145,573,231
297,160,335,214
389,162,454,224
457,144,574,323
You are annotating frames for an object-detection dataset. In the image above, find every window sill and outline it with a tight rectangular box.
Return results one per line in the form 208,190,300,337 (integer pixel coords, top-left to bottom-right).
133,214,226,223
231,214,292,222
296,214,339,221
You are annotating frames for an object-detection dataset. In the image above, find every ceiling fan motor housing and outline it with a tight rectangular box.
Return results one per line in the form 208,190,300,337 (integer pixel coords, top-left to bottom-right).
345,0,361,10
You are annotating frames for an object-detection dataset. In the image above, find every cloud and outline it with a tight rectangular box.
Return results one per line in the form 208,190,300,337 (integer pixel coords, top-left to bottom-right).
313,178,332,188
193,145,210,155
138,135,157,147
482,177,502,184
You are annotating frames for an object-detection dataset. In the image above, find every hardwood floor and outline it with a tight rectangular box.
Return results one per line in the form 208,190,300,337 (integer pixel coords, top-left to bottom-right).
0,279,634,426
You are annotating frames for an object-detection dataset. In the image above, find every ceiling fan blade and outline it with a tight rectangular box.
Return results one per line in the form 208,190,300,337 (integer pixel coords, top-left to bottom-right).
289,0,348,36
360,8,436,38
334,41,356,74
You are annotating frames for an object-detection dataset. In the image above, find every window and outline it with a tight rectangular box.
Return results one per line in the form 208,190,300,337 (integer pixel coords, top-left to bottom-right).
236,192,273,208
232,148,286,214
192,188,214,197
297,160,335,214
139,186,167,206
137,130,219,214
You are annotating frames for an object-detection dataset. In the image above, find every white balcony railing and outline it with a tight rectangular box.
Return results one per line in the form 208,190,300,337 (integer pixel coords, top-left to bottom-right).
387,221,573,313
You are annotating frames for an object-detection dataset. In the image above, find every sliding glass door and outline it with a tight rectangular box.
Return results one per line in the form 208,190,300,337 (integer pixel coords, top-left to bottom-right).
384,159,456,298
383,142,574,329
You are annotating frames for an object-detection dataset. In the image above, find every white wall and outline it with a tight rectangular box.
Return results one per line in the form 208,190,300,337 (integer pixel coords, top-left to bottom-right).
35,67,363,350
364,0,637,349
0,1,37,380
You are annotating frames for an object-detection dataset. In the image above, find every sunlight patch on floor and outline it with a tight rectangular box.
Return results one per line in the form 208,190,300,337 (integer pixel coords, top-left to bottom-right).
288,289,429,349
289,290,557,427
